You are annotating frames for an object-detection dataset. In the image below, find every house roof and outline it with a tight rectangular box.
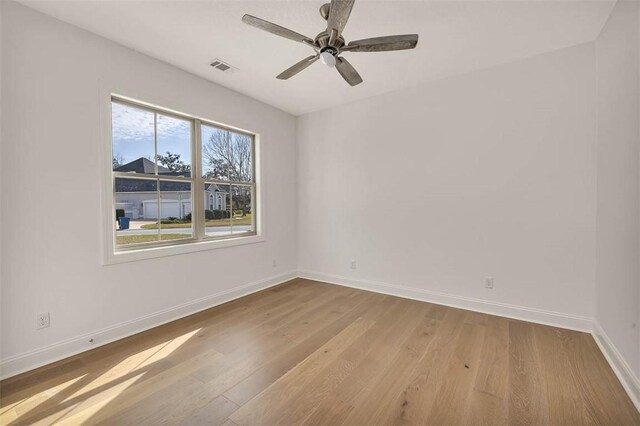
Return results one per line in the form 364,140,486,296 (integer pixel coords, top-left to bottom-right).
114,157,227,194
114,157,166,174
114,157,194,178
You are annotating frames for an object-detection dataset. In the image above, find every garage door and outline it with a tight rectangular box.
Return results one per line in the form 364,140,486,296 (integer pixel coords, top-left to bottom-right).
142,200,180,219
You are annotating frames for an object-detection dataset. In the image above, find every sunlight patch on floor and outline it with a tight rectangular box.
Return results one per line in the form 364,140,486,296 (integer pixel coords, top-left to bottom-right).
62,328,201,403
4,329,202,425
42,373,145,425
0,374,87,424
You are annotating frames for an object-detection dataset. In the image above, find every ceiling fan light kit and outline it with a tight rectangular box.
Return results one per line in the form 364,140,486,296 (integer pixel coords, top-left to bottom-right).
242,0,419,86
319,51,336,67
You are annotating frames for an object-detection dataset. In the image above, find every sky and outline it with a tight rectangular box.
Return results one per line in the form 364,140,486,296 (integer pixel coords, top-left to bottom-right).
112,101,242,178
112,102,192,168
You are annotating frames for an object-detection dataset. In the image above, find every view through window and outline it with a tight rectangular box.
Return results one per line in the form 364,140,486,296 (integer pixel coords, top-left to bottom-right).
112,98,257,250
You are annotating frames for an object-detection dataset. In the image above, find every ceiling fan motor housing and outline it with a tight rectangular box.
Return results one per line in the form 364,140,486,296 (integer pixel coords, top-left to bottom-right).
321,46,339,56
315,32,345,52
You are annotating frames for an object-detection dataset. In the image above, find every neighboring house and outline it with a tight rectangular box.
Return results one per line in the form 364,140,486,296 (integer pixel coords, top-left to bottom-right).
114,158,227,219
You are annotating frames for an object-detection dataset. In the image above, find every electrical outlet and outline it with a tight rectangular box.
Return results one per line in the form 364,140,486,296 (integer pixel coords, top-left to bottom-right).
272,259,277,268
350,260,357,270
484,277,494,289
37,312,50,329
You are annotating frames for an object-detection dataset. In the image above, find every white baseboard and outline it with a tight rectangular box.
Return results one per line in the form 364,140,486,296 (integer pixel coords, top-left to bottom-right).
592,321,640,412
297,270,593,332
0,271,297,381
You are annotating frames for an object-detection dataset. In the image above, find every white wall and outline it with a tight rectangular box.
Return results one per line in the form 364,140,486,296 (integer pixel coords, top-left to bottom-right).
595,0,640,378
298,42,598,321
0,2,297,374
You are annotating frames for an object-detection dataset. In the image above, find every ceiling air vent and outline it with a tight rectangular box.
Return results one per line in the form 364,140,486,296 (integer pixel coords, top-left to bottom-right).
210,59,237,74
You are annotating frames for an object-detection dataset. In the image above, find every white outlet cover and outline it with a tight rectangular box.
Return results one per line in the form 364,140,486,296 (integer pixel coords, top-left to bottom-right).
37,312,50,329
484,277,494,289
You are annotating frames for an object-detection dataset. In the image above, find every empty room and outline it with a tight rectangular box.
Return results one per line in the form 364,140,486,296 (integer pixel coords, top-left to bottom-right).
1,0,639,424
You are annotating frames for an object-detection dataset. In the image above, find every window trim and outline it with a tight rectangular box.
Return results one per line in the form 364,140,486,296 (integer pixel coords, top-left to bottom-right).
103,94,264,265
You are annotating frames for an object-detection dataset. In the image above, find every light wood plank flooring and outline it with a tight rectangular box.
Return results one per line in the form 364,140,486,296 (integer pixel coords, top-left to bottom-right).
1,279,638,425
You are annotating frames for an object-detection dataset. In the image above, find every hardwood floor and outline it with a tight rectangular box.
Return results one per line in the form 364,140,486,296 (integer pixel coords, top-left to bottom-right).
1,278,638,425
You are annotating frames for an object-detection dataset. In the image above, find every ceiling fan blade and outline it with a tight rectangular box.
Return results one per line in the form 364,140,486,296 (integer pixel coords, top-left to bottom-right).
242,14,315,45
343,34,419,52
335,56,363,86
276,55,319,80
327,0,355,43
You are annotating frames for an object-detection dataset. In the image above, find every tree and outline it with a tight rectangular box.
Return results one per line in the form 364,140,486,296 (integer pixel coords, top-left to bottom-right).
231,185,252,214
202,129,252,213
112,152,125,169
156,152,191,172
202,129,251,182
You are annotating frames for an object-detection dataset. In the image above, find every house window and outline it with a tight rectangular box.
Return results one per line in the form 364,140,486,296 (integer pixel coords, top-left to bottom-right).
111,97,257,252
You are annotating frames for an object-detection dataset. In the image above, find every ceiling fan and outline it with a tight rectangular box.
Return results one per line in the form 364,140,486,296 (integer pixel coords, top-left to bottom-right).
241,0,418,86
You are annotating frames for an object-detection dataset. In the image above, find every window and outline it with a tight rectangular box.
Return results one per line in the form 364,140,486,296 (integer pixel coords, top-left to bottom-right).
111,97,258,253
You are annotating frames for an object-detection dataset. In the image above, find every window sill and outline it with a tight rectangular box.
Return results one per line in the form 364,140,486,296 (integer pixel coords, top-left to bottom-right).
104,234,265,265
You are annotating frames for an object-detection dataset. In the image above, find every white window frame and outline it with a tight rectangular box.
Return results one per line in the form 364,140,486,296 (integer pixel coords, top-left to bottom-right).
103,95,264,265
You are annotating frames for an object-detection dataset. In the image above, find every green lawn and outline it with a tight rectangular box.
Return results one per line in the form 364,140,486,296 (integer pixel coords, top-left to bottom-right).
140,214,252,229
116,233,192,245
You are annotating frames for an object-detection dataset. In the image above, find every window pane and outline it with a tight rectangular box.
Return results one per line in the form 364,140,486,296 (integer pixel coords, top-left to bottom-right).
157,114,191,178
115,177,159,246
112,102,155,172
204,183,231,238
201,125,253,182
159,180,193,242
231,185,254,234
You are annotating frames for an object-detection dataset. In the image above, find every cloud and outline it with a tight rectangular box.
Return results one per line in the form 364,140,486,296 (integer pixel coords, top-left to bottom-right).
112,102,190,141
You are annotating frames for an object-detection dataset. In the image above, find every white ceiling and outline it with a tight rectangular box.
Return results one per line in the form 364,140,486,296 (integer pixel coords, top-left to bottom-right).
20,0,615,115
